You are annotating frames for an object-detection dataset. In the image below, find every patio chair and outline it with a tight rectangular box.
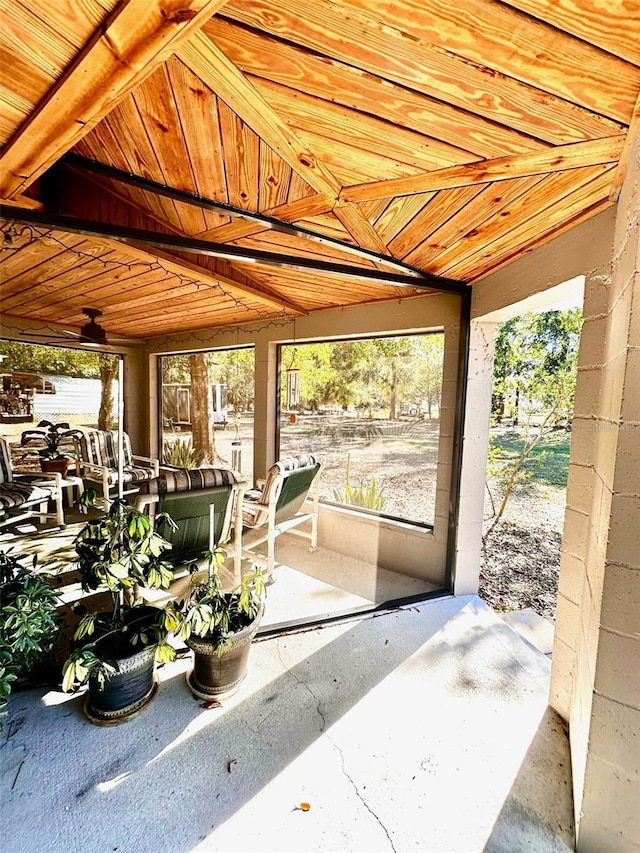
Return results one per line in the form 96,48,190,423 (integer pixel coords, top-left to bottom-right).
237,453,322,581
0,436,65,529
136,466,248,605
74,429,159,506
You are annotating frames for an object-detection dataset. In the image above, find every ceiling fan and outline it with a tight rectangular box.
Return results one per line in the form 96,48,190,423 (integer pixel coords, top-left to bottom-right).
21,308,137,347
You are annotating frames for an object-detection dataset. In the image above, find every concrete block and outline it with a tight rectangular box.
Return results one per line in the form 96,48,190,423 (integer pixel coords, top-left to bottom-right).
583,269,612,318
605,282,633,365
566,464,595,514
600,350,626,421
607,493,640,569
594,629,640,708
594,426,620,490
555,592,581,651
570,418,599,467
589,694,640,775
612,426,640,496
573,366,603,419
630,275,640,346
601,563,640,637
578,314,608,368
562,507,591,561
550,635,576,721
558,550,586,605
579,754,640,853
620,346,640,424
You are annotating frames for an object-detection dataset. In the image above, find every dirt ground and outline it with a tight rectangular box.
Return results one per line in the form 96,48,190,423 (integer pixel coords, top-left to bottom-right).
479,483,565,621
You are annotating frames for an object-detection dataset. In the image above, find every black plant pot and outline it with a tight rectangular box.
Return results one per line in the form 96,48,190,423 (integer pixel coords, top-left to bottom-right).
84,606,160,725
186,607,263,700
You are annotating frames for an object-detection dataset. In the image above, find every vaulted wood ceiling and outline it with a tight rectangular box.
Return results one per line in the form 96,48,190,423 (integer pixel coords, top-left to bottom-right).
1,0,639,341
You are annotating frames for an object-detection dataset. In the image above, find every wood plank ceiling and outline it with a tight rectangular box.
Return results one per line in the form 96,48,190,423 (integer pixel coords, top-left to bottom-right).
1,0,639,341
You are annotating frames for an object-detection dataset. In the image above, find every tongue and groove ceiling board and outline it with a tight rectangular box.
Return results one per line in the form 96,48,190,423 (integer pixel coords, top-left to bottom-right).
1,0,639,341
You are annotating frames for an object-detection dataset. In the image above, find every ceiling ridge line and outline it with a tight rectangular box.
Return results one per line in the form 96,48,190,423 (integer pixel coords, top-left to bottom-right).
64,153,423,277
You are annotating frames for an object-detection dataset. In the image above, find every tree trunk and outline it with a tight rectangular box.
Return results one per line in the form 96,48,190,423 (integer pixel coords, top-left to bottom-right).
189,353,217,465
97,355,118,430
389,360,398,420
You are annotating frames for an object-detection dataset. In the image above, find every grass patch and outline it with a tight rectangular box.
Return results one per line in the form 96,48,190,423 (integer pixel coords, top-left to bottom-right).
489,428,571,488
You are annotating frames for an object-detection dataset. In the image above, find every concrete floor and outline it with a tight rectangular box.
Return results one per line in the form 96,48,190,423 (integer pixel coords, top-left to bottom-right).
1,595,575,853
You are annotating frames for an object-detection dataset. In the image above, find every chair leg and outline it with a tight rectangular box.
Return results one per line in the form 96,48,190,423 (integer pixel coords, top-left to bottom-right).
55,490,65,527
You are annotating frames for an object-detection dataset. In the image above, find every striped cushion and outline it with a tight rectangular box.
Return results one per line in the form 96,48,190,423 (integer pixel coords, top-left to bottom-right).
243,454,317,527
158,467,239,494
0,479,51,512
85,465,157,488
0,437,14,484
79,429,133,468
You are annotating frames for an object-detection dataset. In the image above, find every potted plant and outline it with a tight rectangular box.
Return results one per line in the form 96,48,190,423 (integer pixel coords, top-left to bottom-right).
61,497,177,724
20,420,84,476
167,549,266,700
0,548,62,721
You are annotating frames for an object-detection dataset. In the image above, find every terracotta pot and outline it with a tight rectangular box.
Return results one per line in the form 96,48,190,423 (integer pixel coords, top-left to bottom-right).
186,606,263,700
40,457,70,477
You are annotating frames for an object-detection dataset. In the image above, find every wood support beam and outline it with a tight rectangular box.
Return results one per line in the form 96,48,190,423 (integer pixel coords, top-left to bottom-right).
0,207,467,292
0,0,229,199
610,94,640,203
341,136,626,203
177,28,392,257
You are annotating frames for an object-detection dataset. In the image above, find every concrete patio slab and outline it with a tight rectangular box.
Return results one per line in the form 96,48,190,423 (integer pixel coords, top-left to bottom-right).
0,596,574,853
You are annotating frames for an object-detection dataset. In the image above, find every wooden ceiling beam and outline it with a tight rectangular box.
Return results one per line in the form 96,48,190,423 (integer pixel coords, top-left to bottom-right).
177,29,392,258
610,93,640,203
0,0,230,199
1,206,466,292
341,136,625,202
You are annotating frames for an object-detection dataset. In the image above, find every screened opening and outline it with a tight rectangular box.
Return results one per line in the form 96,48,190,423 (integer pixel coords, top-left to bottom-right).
159,348,255,481
278,332,445,528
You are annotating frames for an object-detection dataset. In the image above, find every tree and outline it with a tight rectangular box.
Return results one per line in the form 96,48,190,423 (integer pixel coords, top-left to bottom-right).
188,353,218,465
486,308,582,536
97,354,118,430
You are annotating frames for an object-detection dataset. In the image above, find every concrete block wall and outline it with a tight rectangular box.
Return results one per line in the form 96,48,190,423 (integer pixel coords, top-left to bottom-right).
551,130,640,851
453,320,496,594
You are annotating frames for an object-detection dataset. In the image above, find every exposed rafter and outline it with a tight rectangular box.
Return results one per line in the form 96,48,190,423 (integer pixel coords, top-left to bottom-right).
0,0,230,199
1,207,467,293
64,154,420,276
341,136,626,203
176,28,392,256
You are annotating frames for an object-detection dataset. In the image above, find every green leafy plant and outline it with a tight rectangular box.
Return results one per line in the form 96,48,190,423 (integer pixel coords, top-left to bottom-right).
163,436,203,468
20,419,83,460
61,496,177,691
333,456,385,511
0,548,61,721
166,548,266,652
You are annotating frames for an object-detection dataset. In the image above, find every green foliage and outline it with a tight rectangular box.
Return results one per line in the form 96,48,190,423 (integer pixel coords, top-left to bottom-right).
20,420,83,460
492,309,582,424
333,457,385,511
0,549,61,719
278,333,444,418
486,308,581,535
166,549,266,652
163,436,203,468
0,341,103,378
63,497,177,691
